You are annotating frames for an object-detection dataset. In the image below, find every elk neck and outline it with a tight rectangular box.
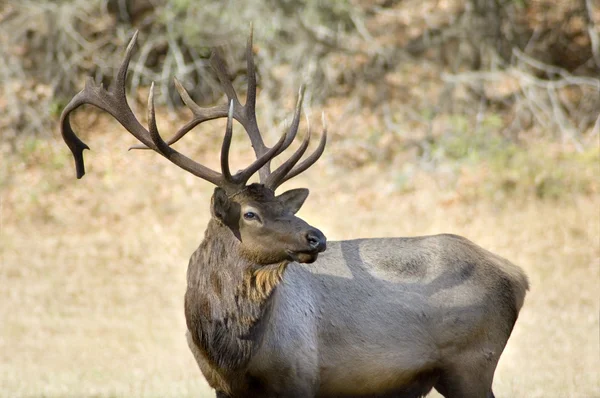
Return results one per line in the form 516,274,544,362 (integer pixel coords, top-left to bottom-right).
185,218,289,372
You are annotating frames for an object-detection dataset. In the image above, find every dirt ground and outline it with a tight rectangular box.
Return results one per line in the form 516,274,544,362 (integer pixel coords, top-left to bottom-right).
1,111,599,397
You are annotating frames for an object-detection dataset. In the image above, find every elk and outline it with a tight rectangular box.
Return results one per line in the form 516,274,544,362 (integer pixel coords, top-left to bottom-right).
61,31,528,398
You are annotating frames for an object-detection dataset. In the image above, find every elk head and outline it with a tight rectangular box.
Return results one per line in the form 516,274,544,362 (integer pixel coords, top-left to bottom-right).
60,30,327,264
212,184,326,264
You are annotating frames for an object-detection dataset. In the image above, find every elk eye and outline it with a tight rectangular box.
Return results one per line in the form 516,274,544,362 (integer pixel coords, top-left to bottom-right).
243,211,257,220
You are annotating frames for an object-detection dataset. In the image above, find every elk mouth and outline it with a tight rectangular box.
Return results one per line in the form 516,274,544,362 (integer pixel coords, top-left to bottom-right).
286,249,322,264
286,240,326,263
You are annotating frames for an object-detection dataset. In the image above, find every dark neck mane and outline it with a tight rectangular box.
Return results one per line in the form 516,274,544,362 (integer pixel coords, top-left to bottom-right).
185,219,288,372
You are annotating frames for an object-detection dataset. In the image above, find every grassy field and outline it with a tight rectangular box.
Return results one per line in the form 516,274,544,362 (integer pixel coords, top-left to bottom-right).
1,109,599,398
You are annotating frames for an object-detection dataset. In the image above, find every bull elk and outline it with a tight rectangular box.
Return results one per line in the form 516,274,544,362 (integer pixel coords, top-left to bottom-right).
61,30,528,398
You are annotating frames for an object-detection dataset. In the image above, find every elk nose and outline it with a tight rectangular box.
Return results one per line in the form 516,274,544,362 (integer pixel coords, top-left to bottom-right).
306,229,327,252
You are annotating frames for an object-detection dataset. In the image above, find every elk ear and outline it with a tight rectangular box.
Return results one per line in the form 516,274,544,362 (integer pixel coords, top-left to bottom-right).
277,188,309,214
211,187,234,224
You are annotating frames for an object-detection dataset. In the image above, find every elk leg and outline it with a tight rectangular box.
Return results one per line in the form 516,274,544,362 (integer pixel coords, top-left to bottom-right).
434,358,496,398
435,372,495,398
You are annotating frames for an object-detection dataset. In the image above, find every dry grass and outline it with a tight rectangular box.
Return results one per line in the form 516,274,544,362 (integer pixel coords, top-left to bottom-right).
1,111,599,397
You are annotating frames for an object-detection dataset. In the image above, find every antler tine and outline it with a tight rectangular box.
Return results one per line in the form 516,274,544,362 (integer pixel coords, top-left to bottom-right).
61,89,90,179
210,49,242,108
114,30,138,99
275,85,305,159
239,25,274,182
245,24,257,121
276,114,328,187
174,77,230,120
147,82,172,155
265,113,311,190
221,100,234,181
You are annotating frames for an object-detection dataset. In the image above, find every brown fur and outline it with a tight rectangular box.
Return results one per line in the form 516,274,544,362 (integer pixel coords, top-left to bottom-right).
184,218,291,394
240,262,288,303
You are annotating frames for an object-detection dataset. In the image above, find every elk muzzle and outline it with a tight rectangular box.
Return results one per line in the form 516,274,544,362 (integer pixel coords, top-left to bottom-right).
306,229,327,253
286,227,326,264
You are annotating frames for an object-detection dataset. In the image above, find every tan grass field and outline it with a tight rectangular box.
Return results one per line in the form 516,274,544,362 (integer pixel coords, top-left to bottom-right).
1,113,599,397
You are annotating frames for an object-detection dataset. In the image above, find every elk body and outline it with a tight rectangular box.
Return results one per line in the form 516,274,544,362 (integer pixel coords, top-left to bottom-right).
61,31,528,398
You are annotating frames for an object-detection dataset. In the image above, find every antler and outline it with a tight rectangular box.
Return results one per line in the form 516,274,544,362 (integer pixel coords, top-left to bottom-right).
265,112,327,189
61,29,326,192
131,28,327,190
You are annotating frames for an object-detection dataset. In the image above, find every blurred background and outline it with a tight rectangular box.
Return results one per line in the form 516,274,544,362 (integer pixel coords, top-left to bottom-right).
1,0,598,397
